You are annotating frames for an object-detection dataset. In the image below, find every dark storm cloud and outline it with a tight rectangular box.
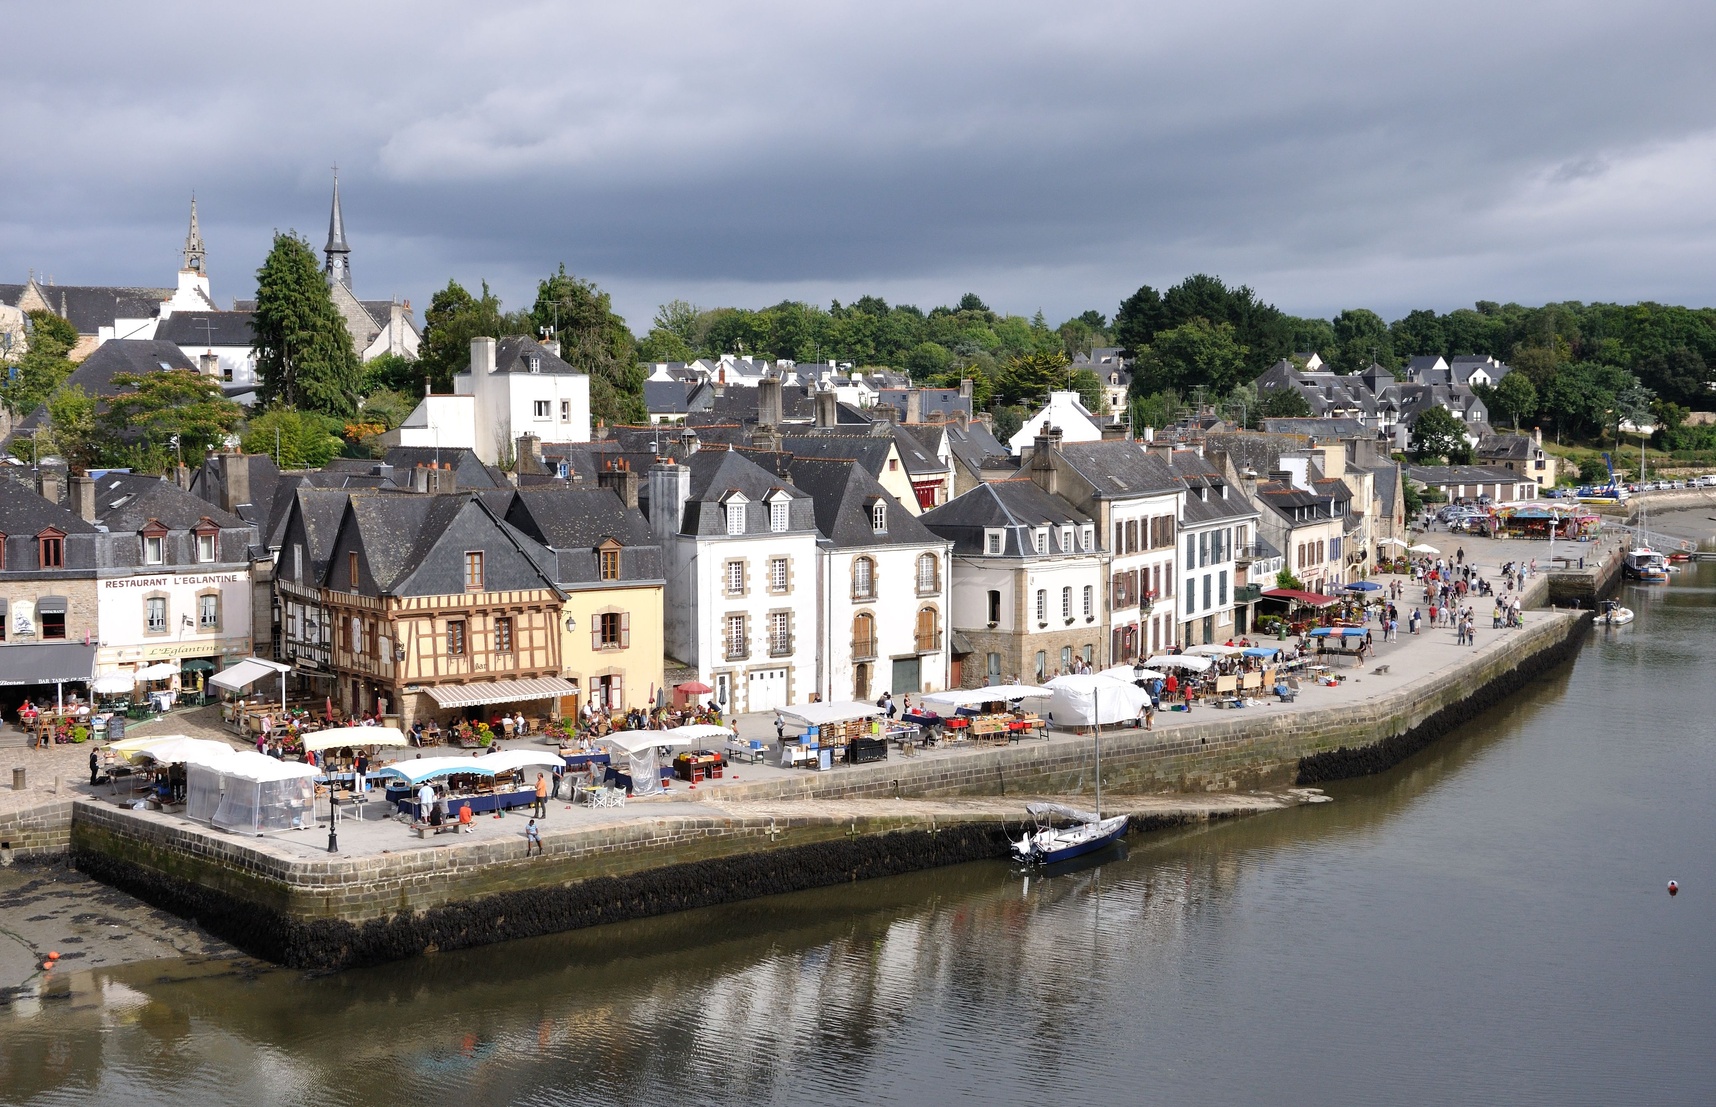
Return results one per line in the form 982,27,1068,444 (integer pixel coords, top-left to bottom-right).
6,0,1716,331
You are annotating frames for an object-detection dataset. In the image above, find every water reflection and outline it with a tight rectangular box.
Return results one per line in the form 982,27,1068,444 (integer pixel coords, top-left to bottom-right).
7,569,1716,1106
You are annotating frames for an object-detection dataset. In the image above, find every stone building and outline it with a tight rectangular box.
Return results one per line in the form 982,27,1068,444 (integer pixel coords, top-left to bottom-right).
920,478,1106,687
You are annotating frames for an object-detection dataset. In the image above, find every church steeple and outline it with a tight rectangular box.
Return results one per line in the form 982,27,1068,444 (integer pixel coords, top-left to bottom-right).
324,170,351,289
183,194,206,274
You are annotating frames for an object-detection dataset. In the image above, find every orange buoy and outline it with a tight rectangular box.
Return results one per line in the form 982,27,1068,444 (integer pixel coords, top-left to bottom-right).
47,951,59,960
1668,880,1680,896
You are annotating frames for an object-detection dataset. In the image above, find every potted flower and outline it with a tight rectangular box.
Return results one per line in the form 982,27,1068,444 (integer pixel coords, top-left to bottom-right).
475,723,494,748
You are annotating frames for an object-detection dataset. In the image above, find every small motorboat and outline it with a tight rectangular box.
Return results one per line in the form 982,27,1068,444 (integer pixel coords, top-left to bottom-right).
1622,547,1670,583
1012,802,1129,865
1598,600,1634,627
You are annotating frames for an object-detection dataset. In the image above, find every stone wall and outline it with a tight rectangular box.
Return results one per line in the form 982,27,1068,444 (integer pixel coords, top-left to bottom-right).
0,798,74,863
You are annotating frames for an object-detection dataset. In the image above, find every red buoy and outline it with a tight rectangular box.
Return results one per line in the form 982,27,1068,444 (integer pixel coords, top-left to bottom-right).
1668,880,1680,896
46,951,59,960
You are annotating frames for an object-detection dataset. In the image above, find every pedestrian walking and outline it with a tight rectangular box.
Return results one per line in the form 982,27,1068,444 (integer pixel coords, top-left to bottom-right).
89,747,100,787
551,761,565,800
534,772,549,817
525,818,543,857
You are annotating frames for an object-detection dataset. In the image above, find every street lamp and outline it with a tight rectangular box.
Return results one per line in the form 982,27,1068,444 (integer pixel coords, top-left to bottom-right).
326,784,339,854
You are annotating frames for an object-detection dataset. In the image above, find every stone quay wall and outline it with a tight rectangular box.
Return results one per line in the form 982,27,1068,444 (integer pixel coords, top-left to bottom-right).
67,610,1588,972
0,798,74,864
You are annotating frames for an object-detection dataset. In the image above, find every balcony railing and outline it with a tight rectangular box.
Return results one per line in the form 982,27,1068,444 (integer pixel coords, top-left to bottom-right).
1234,583,1263,604
915,576,940,596
851,636,878,661
724,642,750,661
851,586,877,602
1235,544,1262,564
769,634,793,657
914,632,939,652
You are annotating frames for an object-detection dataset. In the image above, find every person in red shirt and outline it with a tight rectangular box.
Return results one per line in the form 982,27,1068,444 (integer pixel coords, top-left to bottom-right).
458,802,473,832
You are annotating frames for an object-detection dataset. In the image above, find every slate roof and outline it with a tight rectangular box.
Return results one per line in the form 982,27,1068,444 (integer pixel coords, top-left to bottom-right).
1259,418,1368,439
943,420,1009,473
1476,434,1532,461
1405,465,1528,486
505,486,653,549
335,493,559,596
11,340,198,436
154,311,255,347
675,450,816,538
644,379,693,415
187,453,283,531
1168,450,1259,525
381,447,509,488
781,458,942,549
92,472,247,532
282,487,356,578
875,387,973,422
1052,440,1180,499
0,283,171,334
774,435,895,476
484,335,581,376
887,425,945,477
920,479,1092,557
0,484,98,536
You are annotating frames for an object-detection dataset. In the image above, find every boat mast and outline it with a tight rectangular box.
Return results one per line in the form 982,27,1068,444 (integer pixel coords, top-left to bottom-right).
1093,685,1101,819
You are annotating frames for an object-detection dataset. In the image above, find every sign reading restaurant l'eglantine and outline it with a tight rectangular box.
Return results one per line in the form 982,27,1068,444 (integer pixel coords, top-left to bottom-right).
102,573,246,589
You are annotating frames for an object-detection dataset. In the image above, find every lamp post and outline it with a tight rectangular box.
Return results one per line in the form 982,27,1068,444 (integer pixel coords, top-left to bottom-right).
326,783,339,854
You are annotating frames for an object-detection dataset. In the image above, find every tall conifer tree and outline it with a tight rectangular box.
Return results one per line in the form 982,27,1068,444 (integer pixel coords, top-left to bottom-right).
252,232,360,415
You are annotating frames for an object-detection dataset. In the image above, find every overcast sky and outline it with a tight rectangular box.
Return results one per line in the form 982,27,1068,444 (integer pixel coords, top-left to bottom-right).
7,0,1716,333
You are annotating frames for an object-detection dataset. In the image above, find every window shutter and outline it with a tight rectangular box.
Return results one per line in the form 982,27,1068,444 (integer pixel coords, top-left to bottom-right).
591,625,602,651
620,612,630,649
612,673,624,707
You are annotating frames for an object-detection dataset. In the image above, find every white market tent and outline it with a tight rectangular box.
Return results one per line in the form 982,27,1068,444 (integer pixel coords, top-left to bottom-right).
1044,673,1154,727
209,656,293,711
1408,543,1441,555
129,737,240,768
599,729,713,796
1099,664,1165,684
300,726,408,752
920,685,1052,711
134,662,180,681
660,724,734,744
1143,654,1213,672
187,752,320,834
374,757,496,785
476,749,565,775
776,700,886,726
92,672,136,696
1184,644,1243,658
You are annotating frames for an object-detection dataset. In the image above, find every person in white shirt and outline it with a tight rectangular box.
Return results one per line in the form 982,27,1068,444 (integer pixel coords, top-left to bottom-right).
417,783,435,821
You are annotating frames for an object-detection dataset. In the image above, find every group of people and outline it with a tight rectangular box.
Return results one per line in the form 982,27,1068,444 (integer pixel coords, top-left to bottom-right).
576,700,722,739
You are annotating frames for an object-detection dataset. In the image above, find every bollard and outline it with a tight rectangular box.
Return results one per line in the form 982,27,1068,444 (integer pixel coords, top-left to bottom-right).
12,767,24,791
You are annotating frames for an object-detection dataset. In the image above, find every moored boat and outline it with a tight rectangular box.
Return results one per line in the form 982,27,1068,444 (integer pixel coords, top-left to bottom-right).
1623,547,1670,582
1598,600,1634,626
1011,802,1130,865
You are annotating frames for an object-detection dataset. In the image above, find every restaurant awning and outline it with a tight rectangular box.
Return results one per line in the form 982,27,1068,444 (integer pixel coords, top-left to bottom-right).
300,726,408,752
208,656,292,692
424,676,579,710
0,643,97,687
1260,588,1343,607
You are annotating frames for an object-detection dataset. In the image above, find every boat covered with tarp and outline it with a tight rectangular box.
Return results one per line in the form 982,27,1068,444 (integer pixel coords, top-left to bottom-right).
1010,802,1128,865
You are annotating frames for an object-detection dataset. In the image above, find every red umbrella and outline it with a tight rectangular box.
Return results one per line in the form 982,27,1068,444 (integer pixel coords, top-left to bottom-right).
325,696,334,722
675,681,713,694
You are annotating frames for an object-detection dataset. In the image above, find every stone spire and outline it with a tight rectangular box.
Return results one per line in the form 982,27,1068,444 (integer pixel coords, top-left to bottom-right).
324,170,351,289
183,194,206,273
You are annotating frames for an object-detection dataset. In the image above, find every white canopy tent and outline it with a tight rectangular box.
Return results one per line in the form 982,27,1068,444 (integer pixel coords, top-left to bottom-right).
1184,644,1243,658
475,749,565,775
599,729,712,796
1043,673,1154,727
776,701,885,726
92,672,136,696
1099,665,1165,684
373,757,495,785
188,752,320,834
300,726,408,752
920,685,1052,711
129,737,240,768
1143,654,1213,672
209,656,293,713
134,662,180,681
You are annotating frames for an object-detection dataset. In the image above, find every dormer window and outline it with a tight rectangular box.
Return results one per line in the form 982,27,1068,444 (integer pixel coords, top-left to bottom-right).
1034,527,1048,554
1080,525,1094,550
765,491,790,534
871,501,887,534
194,520,220,563
723,493,749,535
985,529,1004,555
1059,525,1072,551
527,355,542,374
140,522,168,566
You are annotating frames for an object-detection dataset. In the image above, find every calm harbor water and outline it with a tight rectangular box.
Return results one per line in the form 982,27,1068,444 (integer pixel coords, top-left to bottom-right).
4,562,1714,1106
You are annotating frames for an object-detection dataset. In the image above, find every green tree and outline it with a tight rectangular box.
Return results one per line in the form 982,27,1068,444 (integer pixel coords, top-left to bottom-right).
359,352,421,396
252,232,360,415
44,384,99,470
1478,371,1538,429
1133,317,1250,399
418,279,509,392
996,351,1072,406
241,406,345,468
1388,309,1446,358
1408,406,1473,463
1256,387,1312,421
1330,308,1393,374
1069,368,1105,413
1,310,78,417
529,264,646,426
903,341,953,380
1275,566,1304,591
100,370,246,472
637,327,694,363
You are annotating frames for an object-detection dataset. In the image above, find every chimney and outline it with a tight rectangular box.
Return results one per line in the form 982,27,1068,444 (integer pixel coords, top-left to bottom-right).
904,390,923,424
878,403,898,425
1101,422,1127,440
36,463,64,506
1028,433,1059,495
199,352,220,378
814,387,838,430
599,457,641,510
174,463,192,491
221,453,249,514
428,461,457,494
750,424,783,452
648,460,690,539
958,378,974,401
679,428,700,455
756,374,783,428
515,434,544,476
714,366,726,398
540,336,561,358
470,336,497,377
1533,426,1543,447
70,473,96,522
411,463,430,493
